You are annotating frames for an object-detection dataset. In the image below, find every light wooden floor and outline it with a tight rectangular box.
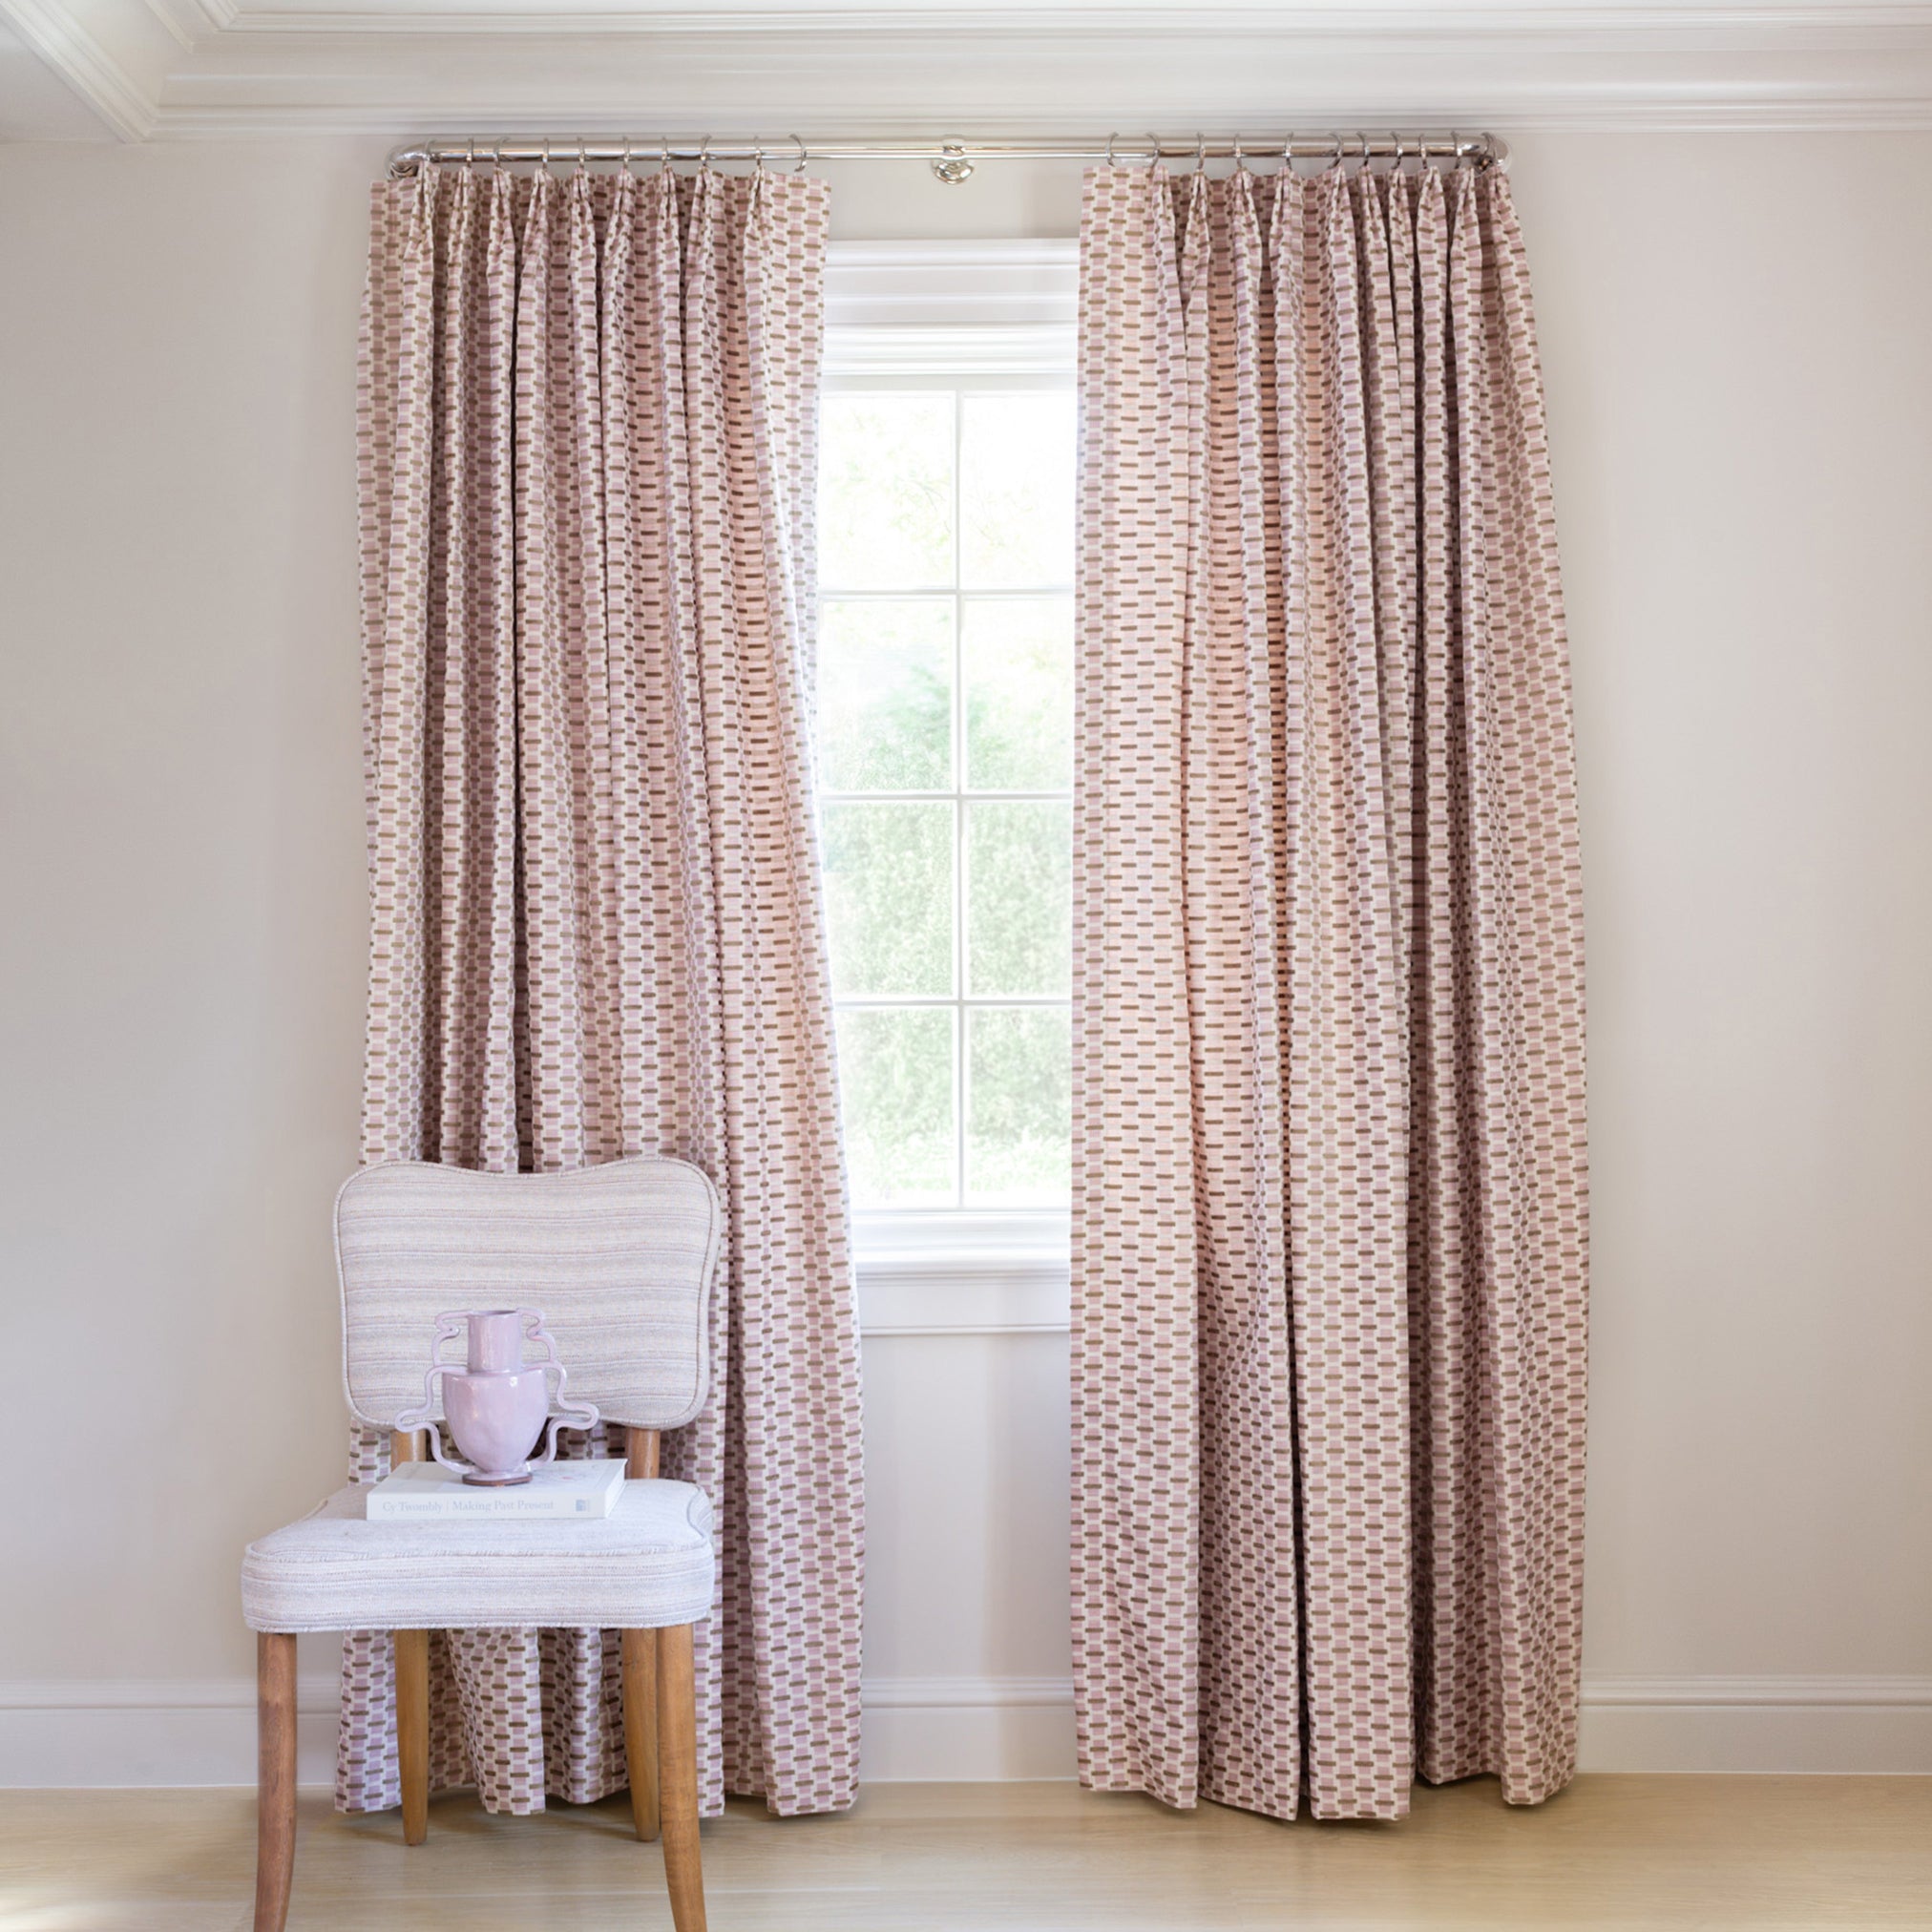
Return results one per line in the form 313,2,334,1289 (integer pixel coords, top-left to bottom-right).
4,1776,1929,1930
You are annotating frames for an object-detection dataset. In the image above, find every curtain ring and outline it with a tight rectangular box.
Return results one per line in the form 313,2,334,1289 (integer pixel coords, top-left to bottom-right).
540,136,552,171
1391,131,1405,170
1355,130,1371,172
1327,132,1343,171
754,138,766,173
1282,132,1294,171
1106,131,1120,169
699,134,713,172
1145,132,1161,173
790,134,808,173
1231,133,1247,172
1193,132,1208,174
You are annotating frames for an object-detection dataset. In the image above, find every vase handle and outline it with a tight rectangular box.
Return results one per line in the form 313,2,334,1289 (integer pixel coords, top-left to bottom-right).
393,1313,468,1436
519,1308,600,1466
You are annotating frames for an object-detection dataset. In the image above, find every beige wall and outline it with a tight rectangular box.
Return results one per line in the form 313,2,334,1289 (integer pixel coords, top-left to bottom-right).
0,132,1927,1779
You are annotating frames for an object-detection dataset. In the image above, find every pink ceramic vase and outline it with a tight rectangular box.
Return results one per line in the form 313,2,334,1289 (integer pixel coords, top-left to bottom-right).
396,1308,599,1486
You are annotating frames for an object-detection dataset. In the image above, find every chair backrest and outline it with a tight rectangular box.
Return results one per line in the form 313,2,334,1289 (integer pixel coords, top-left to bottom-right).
333,1157,722,1434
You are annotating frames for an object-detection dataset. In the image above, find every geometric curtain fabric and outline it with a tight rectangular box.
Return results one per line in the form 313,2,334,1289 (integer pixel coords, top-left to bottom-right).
1070,158,1588,1820
345,161,863,1820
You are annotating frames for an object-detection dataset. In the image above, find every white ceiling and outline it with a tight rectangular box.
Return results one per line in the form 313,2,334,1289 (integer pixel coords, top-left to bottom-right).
4,1,1932,145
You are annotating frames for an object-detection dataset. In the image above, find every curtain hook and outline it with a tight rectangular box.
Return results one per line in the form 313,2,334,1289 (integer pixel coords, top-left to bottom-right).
1106,131,1120,169
1327,132,1343,171
1193,132,1208,175
1145,131,1161,173
790,134,808,173
1231,132,1247,173
1391,130,1405,171
754,138,766,174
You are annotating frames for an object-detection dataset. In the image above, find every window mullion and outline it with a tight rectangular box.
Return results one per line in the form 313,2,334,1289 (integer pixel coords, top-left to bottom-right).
816,348,1076,1232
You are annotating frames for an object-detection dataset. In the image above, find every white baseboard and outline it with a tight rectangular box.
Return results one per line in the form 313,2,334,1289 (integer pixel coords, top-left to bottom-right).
1577,1674,1932,1775
2,1672,1926,1789
0,1676,343,1789
859,1676,1076,1782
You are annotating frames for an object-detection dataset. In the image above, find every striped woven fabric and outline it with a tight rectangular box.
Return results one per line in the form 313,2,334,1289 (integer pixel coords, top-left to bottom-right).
243,1480,716,1635
334,1158,720,1434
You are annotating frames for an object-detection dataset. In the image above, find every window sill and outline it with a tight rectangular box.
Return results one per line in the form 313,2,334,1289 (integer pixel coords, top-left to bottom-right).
852,1209,1071,1335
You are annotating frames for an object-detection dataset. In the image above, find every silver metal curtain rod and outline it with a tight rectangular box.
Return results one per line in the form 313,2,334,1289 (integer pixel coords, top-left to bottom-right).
387,131,1508,183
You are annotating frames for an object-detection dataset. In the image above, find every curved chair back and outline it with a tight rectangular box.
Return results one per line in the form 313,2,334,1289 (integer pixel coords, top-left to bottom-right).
334,1157,721,1434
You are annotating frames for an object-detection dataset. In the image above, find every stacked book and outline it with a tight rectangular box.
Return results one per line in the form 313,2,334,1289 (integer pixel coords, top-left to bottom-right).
366,1459,628,1521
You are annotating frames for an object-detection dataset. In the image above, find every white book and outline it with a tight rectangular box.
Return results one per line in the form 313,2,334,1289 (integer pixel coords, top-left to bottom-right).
366,1459,629,1522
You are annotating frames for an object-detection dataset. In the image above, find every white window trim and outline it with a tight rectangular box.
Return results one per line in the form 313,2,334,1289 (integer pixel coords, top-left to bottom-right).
824,239,1078,1335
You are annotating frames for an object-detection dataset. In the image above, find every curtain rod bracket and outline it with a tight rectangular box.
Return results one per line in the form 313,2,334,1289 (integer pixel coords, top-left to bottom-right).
930,142,976,186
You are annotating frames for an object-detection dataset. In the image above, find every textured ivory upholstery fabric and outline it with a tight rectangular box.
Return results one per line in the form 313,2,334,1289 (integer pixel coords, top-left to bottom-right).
335,1158,720,1434
1071,162,1587,1821
346,163,863,1823
243,1481,716,1635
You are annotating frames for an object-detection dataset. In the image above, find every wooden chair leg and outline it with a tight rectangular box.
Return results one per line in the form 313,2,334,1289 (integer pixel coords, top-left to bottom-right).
622,1628,661,1841
253,1632,297,1932
657,1623,706,1932
623,1424,662,1842
394,1629,430,1846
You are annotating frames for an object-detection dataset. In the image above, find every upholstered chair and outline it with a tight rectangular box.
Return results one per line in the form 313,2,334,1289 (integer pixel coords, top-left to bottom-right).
241,1157,723,1932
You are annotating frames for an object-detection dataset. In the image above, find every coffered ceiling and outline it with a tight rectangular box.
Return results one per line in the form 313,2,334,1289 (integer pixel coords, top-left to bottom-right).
3,1,1931,143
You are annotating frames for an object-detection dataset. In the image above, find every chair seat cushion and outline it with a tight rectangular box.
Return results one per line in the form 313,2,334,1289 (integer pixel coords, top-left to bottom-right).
242,1479,714,1634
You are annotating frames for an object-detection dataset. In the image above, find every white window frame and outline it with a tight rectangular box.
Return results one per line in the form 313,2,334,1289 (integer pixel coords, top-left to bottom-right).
823,240,1077,1335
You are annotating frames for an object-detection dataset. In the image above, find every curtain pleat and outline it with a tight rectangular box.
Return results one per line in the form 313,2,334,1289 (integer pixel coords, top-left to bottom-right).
342,162,863,1820
1072,160,1586,1821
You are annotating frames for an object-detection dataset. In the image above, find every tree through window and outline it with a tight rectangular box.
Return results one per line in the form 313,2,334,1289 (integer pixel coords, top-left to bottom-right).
815,382,1076,1210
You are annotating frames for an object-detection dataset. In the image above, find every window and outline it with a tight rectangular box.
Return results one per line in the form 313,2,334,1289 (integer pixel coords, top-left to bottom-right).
815,245,1077,1301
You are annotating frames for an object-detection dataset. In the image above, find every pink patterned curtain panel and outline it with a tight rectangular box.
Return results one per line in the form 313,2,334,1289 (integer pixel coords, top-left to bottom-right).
343,162,863,1821
1071,161,1587,1820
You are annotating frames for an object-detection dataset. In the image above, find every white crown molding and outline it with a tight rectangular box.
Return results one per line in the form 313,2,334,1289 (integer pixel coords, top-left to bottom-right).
139,0,195,49
0,0,169,136
172,6,1932,35
4,1672,1927,1785
11,3,1932,140
10,2,1898,138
